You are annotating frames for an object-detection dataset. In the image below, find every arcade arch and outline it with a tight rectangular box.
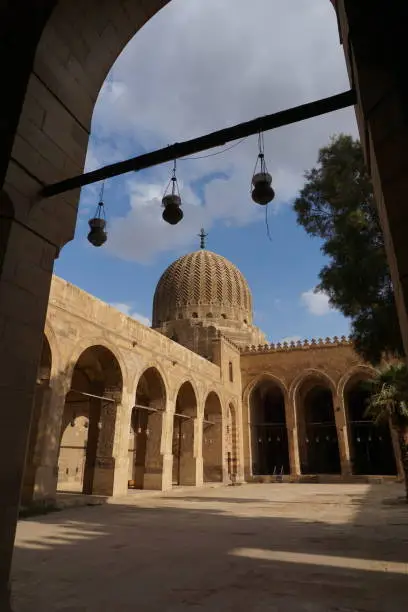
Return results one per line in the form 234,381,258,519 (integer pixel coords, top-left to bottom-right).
296,376,340,475
203,392,223,483
249,378,289,477
57,345,123,495
343,374,397,475
129,367,166,490
172,381,198,486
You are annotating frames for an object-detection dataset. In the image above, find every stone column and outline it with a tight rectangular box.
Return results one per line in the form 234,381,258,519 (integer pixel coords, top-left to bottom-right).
334,394,352,477
161,407,175,491
234,402,246,483
20,383,52,506
0,212,58,608
221,411,230,484
195,415,204,487
21,378,69,505
83,396,102,495
285,397,301,478
92,390,121,497
110,393,133,498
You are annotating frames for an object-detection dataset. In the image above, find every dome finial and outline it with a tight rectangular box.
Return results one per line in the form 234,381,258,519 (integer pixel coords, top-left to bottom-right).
198,228,208,249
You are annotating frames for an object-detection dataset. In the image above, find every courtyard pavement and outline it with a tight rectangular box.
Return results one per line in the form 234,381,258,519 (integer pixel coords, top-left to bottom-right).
11,483,408,611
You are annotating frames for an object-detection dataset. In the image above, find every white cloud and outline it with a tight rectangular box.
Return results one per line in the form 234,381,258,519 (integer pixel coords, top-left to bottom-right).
301,289,332,316
278,335,302,344
88,0,357,262
110,302,151,327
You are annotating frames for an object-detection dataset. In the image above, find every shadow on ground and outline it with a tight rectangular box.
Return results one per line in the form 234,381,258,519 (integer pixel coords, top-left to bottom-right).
11,483,408,612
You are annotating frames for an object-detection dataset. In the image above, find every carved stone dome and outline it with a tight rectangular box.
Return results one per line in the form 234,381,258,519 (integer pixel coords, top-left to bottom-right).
152,249,253,327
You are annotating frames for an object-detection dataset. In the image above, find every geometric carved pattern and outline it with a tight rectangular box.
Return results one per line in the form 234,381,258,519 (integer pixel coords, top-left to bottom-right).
152,249,253,326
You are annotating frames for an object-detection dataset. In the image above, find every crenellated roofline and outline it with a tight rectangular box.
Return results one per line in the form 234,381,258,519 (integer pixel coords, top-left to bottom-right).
241,335,352,354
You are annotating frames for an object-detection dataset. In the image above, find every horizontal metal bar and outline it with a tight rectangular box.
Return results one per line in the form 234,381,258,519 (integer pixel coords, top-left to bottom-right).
133,403,163,413
135,405,215,425
174,412,194,420
69,388,116,403
41,90,356,198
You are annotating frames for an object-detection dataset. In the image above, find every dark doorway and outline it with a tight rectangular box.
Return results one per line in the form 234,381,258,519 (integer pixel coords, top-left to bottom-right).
347,381,397,475
302,385,340,474
250,381,290,476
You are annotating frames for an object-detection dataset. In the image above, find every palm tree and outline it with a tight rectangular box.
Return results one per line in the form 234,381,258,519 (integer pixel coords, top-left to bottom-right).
365,363,408,501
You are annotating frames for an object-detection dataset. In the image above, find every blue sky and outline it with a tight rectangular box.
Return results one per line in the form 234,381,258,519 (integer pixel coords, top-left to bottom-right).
55,0,357,342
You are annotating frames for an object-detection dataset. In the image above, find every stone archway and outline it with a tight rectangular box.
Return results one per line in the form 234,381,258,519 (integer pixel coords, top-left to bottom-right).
129,367,166,490
172,381,197,486
3,3,408,608
297,378,340,475
57,345,123,495
203,392,223,483
344,377,397,476
249,379,289,477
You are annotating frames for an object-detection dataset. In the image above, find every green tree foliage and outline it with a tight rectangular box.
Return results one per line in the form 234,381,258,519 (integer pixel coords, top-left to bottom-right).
365,363,408,500
294,134,403,364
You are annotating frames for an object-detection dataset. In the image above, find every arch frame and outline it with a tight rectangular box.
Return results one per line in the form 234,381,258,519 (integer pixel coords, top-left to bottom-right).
289,368,337,404
64,336,128,396
43,319,61,381
203,389,223,412
243,373,289,480
134,362,170,408
290,369,343,477
173,378,200,414
337,365,378,400
243,372,289,409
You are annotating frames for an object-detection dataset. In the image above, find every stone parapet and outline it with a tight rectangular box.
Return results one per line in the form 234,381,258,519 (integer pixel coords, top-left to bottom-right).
242,336,351,355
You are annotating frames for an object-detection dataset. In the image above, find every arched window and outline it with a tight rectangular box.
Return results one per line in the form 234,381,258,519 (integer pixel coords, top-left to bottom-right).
206,313,213,318
221,313,227,319
229,361,233,382
192,312,198,318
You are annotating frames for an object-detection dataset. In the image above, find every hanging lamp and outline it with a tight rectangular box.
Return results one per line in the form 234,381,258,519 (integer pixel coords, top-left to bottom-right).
162,160,183,225
251,132,275,205
87,182,107,246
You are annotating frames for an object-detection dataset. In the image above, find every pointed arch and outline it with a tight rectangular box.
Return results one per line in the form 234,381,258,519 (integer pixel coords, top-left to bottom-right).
289,369,336,401
66,336,128,393
129,365,167,490
203,391,223,483
339,366,397,476
172,381,198,486
293,370,340,475
58,344,123,496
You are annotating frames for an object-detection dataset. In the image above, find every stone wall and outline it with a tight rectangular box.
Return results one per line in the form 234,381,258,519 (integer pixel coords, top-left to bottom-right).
241,338,402,481
25,274,244,502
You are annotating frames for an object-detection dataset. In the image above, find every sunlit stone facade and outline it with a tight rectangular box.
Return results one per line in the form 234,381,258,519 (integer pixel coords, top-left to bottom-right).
22,249,402,507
